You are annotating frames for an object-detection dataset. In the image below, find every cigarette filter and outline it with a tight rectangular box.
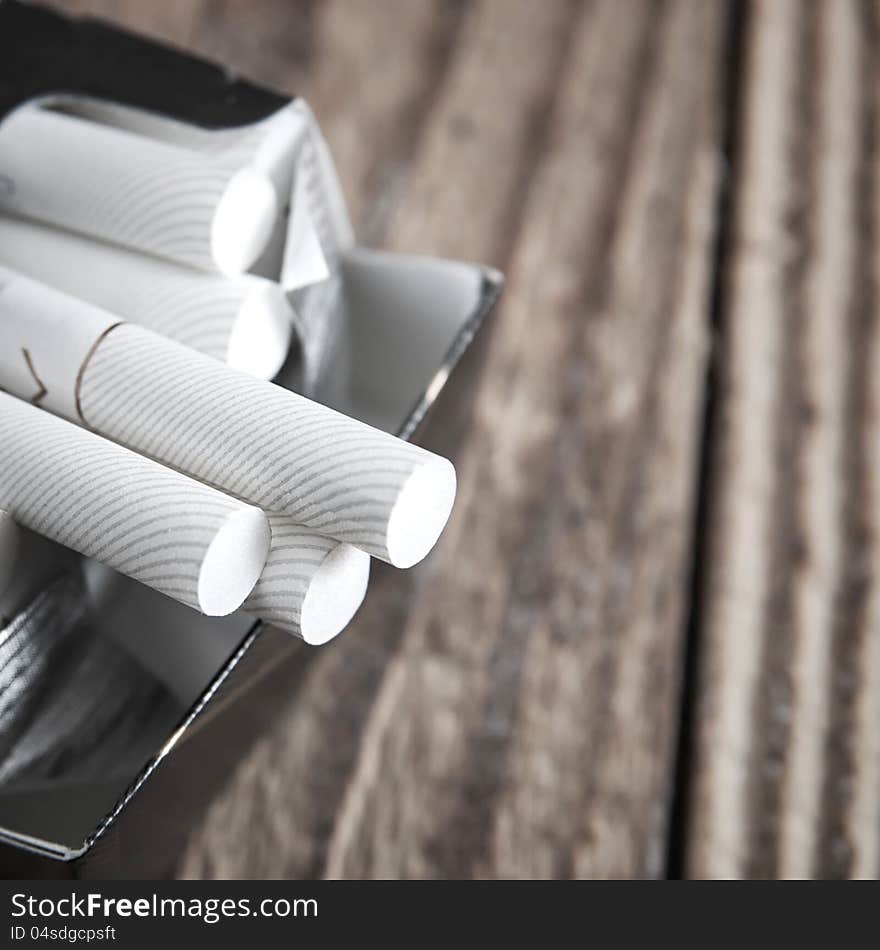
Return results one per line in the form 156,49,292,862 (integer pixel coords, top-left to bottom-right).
57,97,306,200
80,327,457,568
0,392,271,616
0,268,457,568
54,98,334,293
0,104,277,275
244,516,370,644
0,216,294,379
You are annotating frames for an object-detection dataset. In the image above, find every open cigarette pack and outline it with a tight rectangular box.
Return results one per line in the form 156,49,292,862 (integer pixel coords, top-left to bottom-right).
0,1,502,877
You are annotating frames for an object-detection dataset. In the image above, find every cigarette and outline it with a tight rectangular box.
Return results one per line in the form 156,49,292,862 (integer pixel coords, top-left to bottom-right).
0,103,278,275
33,96,340,292
54,97,306,198
244,516,370,644
0,392,271,616
0,215,294,380
0,268,457,568
56,97,334,289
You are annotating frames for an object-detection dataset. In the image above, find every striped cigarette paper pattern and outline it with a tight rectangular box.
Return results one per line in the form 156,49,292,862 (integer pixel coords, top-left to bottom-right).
78,324,456,568
57,98,306,195
244,515,370,644
0,392,270,615
0,105,277,275
53,99,327,284
0,216,294,380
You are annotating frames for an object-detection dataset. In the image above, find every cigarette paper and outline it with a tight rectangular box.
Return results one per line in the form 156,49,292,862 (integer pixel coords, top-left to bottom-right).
281,169,331,292
0,216,294,379
244,516,369,644
57,97,306,199
0,269,456,567
80,327,457,567
0,393,270,616
280,120,353,393
0,104,277,275
50,98,331,291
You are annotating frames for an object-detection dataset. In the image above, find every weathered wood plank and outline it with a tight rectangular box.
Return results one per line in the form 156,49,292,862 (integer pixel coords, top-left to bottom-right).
176,0,580,879
44,0,727,879
303,0,466,240
685,0,880,879
28,0,880,880
54,0,208,54
321,0,725,879
180,0,316,95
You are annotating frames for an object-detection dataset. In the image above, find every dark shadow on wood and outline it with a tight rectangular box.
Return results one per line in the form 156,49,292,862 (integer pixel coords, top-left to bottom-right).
664,0,749,880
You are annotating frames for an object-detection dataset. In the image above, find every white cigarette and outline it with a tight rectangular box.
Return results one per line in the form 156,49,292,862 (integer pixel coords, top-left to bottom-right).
0,104,277,275
0,268,457,568
56,98,332,286
69,97,339,293
244,516,369,644
80,326,457,567
54,97,306,197
0,392,270,616
0,215,294,379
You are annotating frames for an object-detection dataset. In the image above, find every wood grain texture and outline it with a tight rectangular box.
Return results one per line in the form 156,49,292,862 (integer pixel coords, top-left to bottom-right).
169,0,724,879
324,0,725,879
179,0,589,880
39,0,880,879
54,0,208,51
684,0,880,879
303,0,467,242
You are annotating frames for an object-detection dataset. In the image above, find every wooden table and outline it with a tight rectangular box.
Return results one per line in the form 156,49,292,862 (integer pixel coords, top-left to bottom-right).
54,0,880,879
